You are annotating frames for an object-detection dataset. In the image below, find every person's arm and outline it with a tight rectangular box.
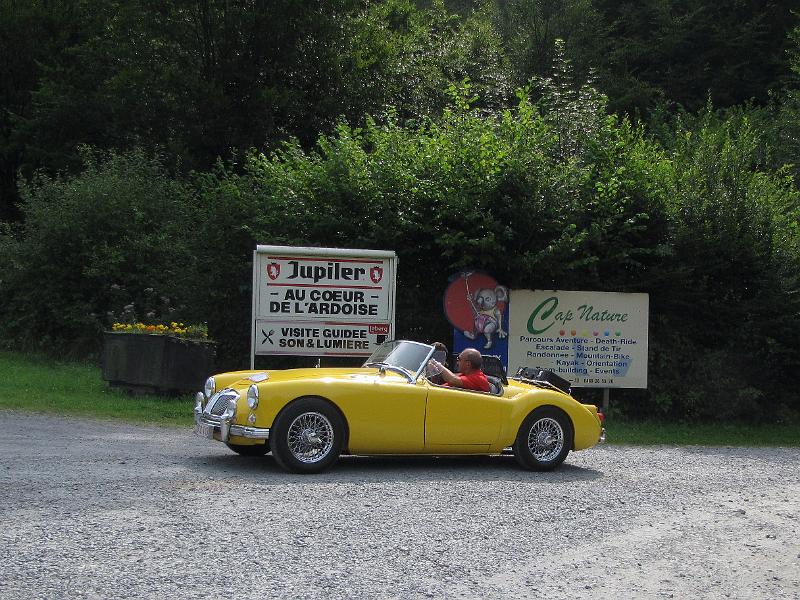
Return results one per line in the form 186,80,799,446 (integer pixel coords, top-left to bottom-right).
429,360,464,387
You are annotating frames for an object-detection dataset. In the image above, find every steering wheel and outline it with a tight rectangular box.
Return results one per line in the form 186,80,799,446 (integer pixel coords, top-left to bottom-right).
425,350,447,379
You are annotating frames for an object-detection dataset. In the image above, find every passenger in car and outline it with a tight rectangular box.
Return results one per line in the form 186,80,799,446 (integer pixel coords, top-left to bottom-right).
427,341,449,385
429,348,490,392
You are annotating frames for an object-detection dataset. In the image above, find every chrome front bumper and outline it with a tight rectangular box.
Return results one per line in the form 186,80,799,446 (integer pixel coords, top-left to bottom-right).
194,393,270,443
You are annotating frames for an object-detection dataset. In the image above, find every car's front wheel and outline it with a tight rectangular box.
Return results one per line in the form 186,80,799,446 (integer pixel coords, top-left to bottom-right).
271,397,345,473
513,406,572,471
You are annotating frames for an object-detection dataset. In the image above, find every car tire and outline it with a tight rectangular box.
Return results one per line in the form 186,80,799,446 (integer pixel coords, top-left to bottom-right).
271,397,346,474
513,406,572,471
225,442,270,456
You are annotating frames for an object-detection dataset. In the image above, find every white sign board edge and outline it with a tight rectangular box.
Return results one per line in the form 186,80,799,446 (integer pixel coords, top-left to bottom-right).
251,245,397,367
508,289,649,389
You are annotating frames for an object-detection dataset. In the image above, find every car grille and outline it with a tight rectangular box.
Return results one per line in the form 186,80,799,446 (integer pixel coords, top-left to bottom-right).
205,389,239,417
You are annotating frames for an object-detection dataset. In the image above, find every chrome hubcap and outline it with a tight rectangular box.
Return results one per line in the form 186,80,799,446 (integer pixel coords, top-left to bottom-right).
287,412,334,463
527,417,564,462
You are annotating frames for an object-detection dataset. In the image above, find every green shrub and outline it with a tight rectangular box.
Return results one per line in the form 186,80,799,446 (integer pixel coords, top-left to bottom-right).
0,148,194,356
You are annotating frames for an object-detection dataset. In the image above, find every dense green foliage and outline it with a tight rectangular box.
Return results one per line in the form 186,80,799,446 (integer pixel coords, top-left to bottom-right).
2,1,797,219
0,0,511,219
1,2,799,422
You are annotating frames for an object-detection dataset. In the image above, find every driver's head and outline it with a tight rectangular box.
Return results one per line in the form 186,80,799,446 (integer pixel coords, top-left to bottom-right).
457,348,482,374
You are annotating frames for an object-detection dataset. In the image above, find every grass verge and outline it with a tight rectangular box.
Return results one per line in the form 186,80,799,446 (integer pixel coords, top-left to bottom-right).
1,351,798,445
608,419,800,447
0,351,193,427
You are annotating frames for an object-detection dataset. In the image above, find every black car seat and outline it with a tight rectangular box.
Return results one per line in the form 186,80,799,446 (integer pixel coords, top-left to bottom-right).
480,355,508,384
486,375,504,396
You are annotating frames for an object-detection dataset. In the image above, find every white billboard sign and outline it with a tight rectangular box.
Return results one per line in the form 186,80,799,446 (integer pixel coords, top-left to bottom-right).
252,246,396,363
508,290,649,388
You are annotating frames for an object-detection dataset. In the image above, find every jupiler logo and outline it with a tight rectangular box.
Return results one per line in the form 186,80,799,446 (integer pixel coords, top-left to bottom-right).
267,263,280,280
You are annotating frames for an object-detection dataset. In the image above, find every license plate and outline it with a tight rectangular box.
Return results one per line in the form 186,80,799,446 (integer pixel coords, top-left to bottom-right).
194,422,216,439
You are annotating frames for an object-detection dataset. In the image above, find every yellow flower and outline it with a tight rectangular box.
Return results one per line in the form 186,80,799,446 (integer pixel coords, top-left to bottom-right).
110,320,209,340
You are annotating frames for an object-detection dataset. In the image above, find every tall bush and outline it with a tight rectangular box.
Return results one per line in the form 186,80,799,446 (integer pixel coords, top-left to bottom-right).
648,112,800,420
188,66,672,369
0,148,194,356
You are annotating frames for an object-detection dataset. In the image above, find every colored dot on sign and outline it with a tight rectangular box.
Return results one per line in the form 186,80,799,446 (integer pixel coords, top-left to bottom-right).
604,331,610,336
560,330,565,336
571,330,576,336
615,331,621,336
593,331,599,337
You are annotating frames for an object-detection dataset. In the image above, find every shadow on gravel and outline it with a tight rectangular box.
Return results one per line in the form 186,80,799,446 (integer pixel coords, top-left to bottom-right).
184,452,603,484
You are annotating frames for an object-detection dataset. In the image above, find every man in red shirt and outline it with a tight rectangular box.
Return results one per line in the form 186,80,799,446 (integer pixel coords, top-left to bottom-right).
429,347,490,392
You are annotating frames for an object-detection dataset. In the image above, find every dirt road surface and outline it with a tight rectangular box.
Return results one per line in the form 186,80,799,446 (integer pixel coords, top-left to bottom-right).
1,411,797,599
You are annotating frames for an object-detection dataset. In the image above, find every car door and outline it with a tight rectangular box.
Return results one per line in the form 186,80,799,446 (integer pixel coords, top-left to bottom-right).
340,374,428,454
423,383,507,450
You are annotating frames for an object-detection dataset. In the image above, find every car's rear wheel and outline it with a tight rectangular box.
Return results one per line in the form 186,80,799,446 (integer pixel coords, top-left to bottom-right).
271,397,345,473
513,406,572,471
225,442,270,456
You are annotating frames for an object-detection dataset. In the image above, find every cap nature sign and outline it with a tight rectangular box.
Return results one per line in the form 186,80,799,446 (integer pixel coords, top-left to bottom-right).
508,289,649,389
251,245,397,365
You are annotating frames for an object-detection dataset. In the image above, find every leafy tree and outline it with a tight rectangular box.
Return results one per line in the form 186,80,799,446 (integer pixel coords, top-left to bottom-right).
182,50,800,419
2,7,800,424
770,18,800,180
491,0,607,88
593,0,797,117
12,1,365,171
0,0,99,221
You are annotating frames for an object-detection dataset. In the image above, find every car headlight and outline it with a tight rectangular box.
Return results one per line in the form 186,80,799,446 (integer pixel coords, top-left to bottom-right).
204,376,216,399
247,384,259,409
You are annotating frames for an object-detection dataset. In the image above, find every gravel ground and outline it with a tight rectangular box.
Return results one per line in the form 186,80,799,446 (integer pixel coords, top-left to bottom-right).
0,411,798,599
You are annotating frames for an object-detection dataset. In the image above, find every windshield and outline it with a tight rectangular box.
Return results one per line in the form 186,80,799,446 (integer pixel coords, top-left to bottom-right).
363,340,434,375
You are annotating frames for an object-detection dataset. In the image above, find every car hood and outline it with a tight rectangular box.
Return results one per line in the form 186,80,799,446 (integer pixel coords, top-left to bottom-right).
230,367,411,386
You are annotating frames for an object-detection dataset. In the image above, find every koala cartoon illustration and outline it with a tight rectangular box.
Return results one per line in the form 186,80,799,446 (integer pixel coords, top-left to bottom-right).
464,286,508,349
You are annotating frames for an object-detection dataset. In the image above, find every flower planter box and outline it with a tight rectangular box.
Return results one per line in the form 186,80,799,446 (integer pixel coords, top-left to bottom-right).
102,332,216,395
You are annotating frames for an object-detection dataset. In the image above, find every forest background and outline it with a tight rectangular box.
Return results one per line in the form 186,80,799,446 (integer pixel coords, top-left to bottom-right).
1,0,799,422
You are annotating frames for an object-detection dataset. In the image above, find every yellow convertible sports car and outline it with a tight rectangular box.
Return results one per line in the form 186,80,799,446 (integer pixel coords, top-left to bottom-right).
194,340,605,473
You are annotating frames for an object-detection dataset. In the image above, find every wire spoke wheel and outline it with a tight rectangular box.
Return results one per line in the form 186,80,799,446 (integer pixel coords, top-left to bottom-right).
272,398,345,474
286,411,335,464
526,417,564,462
513,407,571,471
